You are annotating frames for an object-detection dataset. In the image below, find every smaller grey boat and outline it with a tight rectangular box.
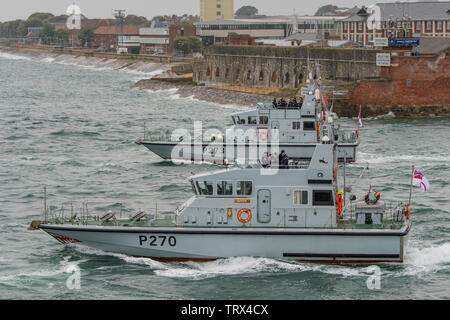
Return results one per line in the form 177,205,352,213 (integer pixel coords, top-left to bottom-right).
136,80,359,165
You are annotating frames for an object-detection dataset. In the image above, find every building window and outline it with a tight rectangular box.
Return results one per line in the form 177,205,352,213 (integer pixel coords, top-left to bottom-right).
248,116,257,124
292,121,301,130
294,191,308,205
259,71,264,81
416,21,421,31
358,22,363,31
217,4,221,8
350,22,354,31
426,21,432,31
437,21,442,30
237,181,252,196
217,11,221,16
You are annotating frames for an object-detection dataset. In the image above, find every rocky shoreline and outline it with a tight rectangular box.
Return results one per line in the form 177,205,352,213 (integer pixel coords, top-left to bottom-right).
133,78,271,106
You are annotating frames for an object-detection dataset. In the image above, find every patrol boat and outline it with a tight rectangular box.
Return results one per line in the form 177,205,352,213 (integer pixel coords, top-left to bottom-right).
32,141,410,263
135,80,359,164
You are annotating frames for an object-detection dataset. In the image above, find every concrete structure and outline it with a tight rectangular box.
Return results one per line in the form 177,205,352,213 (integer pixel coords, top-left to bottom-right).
195,15,347,46
200,0,234,22
193,45,381,88
341,1,450,47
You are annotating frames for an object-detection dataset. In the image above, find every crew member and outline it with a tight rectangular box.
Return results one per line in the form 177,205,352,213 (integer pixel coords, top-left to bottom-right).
336,190,344,218
279,150,289,169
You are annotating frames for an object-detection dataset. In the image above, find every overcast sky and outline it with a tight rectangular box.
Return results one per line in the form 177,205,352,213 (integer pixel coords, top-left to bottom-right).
0,0,420,21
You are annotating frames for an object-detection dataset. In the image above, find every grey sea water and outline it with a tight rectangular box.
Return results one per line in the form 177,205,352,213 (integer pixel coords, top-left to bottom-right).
0,51,449,300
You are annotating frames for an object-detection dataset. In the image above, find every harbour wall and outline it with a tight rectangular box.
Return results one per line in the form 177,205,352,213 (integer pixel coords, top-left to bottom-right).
193,45,382,88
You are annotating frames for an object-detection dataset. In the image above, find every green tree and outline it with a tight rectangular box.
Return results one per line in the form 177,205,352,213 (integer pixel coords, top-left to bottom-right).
124,14,148,25
27,12,54,22
235,6,258,17
39,23,55,45
187,36,202,53
152,16,164,22
174,36,202,55
26,18,44,28
314,5,338,16
46,15,69,23
174,37,190,54
54,28,69,45
78,28,94,47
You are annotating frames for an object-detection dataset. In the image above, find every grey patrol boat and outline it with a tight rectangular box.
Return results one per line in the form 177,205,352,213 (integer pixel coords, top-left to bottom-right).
33,140,411,263
135,79,359,165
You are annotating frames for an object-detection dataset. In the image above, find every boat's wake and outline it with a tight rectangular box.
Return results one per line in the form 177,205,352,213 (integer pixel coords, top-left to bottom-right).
69,242,450,280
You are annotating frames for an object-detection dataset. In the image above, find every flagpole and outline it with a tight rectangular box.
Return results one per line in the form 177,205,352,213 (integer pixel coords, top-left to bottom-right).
408,165,415,205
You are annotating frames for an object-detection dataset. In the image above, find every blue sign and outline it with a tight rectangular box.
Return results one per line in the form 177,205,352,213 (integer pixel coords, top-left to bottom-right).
388,37,420,47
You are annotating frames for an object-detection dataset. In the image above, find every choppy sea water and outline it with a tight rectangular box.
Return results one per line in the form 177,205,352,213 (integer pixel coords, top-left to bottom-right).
0,51,449,300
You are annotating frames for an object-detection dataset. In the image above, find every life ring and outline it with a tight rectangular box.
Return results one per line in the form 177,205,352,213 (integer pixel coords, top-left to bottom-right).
238,209,252,224
259,131,268,141
356,129,359,138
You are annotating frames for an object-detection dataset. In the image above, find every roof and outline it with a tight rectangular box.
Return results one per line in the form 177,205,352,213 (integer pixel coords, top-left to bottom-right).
285,32,324,41
196,15,347,26
344,1,450,22
81,19,109,30
376,1,450,21
327,39,366,48
414,36,450,54
94,25,142,35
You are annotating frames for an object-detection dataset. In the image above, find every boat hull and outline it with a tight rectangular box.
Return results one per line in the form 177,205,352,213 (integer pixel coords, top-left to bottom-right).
138,141,358,164
40,224,409,263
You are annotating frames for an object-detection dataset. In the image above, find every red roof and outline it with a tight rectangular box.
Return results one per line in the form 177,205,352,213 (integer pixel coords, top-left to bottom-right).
93,25,142,35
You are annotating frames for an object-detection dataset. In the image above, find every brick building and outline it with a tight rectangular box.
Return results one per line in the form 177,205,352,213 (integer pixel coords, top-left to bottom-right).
168,24,198,53
341,1,450,47
68,19,110,47
93,25,142,53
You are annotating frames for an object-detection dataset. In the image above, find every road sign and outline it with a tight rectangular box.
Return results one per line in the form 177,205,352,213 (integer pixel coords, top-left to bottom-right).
376,53,391,67
374,38,388,47
388,37,420,47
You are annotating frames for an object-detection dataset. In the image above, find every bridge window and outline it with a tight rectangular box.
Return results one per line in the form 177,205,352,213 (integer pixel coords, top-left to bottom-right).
303,121,315,131
235,116,245,124
294,190,308,205
215,67,220,77
217,181,233,196
259,116,268,125
248,116,257,125
206,67,211,76
259,71,264,81
285,73,290,84
237,181,252,196
196,181,214,195
271,71,276,83
312,190,334,206
292,121,301,130
247,70,251,80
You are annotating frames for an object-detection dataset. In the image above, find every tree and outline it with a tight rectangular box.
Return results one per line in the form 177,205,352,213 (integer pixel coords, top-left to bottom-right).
174,37,190,55
39,23,54,45
235,6,258,17
27,12,54,23
46,15,69,23
54,28,69,45
26,18,43,28
314,5,338,16
78,28,94,47
174,36,202,55
187,36,202,53
124,14,149,25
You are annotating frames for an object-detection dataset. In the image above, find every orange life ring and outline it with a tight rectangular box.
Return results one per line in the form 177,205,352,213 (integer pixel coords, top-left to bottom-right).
259,131,268,141
238,209,252,224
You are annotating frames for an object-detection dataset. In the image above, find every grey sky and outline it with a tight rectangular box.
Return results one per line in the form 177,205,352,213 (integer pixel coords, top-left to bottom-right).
0,0,404,22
